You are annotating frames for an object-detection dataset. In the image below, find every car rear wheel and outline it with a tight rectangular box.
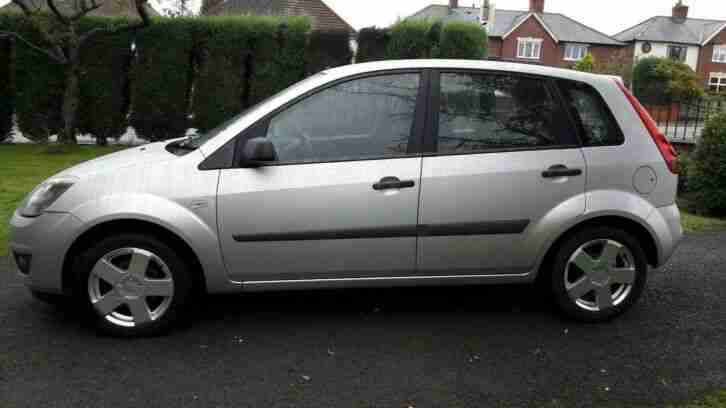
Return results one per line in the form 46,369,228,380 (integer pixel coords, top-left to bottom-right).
550,227,648,322
74,233,195,337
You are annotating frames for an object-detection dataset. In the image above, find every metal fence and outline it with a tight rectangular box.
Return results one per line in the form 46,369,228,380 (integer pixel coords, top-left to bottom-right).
642,97,726,144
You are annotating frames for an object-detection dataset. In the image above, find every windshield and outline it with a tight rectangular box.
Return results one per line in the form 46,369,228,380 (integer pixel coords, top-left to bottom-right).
173,72,328,152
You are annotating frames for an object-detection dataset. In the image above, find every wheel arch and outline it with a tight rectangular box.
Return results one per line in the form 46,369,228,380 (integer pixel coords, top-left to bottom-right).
535,214,660,282
62,218,208,296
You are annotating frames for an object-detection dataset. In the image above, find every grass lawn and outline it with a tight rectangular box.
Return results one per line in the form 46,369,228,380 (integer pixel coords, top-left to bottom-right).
672,390,726,408
0,144,122,255
1,144,726,255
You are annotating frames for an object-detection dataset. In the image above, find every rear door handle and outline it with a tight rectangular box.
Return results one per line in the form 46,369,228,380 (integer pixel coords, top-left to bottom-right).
373,176,416,191
542,165,582,178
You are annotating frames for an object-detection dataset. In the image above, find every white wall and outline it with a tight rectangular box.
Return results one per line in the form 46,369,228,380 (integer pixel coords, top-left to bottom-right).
633,41,700,71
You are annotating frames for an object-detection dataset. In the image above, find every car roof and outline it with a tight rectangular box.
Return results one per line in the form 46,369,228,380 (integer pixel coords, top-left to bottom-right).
322,59,613,86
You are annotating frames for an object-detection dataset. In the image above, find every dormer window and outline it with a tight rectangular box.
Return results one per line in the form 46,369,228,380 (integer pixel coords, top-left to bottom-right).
517,38,543,60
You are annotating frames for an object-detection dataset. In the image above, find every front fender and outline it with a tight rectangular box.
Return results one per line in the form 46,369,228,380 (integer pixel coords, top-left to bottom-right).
68,193,240,293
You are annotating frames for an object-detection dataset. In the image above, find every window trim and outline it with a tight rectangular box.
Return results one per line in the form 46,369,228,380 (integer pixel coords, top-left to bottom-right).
564,43,589,61
423,69,583,158
517,37,544,60
710,72,726,93
212,69,429,169
713,45,726,63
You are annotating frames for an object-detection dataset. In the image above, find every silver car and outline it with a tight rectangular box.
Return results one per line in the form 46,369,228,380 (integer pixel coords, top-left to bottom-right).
9,60,683,336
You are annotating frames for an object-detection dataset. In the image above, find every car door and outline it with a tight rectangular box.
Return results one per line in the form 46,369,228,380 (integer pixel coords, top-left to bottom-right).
217,71,426,282
417,70,587,275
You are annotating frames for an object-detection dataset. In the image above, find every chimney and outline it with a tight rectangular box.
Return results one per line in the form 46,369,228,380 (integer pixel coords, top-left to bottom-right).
481,0,496,28
449,0,458,9
529,0,544,13
672,1,689,21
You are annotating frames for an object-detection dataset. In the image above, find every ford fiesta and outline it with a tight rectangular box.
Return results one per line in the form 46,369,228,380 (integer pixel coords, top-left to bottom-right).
9,60,682,336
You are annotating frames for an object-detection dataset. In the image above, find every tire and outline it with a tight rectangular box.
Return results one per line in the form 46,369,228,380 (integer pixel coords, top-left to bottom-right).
72,233,196,337
550,227,648,322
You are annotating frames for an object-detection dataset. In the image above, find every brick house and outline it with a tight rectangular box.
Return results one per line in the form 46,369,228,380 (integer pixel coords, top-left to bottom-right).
409,0,624,69
202,0,355,34
615,1,726,93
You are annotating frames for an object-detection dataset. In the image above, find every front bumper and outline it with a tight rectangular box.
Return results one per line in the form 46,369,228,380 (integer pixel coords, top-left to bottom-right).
647,203,683,267
8,211,83,294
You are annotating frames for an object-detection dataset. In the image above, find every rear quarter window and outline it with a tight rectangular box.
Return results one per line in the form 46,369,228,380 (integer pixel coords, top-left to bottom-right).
558,80,624,147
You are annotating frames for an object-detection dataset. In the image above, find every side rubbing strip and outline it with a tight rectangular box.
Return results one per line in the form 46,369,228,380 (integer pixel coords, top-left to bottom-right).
232,220,529,242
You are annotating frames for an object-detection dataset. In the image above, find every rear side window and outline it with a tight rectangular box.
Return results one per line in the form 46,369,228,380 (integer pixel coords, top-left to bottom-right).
435,72,575,154
558,80,624,147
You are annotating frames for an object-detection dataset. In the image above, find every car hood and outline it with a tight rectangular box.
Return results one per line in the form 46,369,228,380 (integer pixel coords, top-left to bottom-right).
54,141,179,180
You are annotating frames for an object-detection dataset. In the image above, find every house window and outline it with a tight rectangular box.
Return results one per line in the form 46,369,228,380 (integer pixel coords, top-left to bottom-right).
564,44,589,61
517,38,543,60
710,73,726,93
713,45,726,63
667,45,687,62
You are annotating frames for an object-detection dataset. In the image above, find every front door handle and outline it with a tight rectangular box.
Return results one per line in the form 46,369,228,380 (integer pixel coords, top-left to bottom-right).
542,165,583,178
373,176,416,191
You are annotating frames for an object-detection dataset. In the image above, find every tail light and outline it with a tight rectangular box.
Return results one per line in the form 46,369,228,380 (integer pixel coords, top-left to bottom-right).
614,79,678,174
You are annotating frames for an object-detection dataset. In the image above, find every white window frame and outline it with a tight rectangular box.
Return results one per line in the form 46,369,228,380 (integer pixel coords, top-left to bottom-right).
710,73,726,93
713,45,726,63
517,37,543,60
564,43,589,61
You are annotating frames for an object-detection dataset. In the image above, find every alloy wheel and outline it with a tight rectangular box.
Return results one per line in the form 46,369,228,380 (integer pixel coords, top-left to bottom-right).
564,239,636,312
87,248,174,328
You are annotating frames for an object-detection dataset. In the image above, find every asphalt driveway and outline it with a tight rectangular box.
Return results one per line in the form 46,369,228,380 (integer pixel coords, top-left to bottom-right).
1,233,725,407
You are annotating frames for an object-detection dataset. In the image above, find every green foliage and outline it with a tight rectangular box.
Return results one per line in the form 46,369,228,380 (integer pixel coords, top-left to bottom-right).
386,19,439,59
191,16,255,132
0,37,12,142
435,20,487,59
247,17,310,106
689,113,726,215
77,17,135,144
130,17,196,141
356,27,389,62
3,13,64,141
573,53,595,72
634,57,704,102
306,30,352,75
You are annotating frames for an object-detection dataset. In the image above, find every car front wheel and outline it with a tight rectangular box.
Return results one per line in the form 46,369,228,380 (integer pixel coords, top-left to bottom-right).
550,227,648,322
74,233,195,337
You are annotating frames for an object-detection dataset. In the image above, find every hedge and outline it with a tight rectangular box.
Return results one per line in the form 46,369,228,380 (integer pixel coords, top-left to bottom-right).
357,20,488,63
0,36,11,142
436,20,488,59
4,14,65,141
356,27,389,62
191,16,254,132
130,17,196,141
246,17,310,106
306,30,352,74
688,113,726,215
77,17,135,144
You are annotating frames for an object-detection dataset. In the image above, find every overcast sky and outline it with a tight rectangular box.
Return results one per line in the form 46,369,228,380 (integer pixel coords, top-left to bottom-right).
0,0,724,36
329,0,726,36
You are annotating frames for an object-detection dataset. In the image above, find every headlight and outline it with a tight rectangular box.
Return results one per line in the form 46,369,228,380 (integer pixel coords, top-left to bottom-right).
20,177,77,217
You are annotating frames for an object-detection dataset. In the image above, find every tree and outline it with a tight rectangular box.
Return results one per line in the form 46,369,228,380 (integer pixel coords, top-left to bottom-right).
0,0,151,143
573,53,594,72
592,49,633,87
633,57,704,103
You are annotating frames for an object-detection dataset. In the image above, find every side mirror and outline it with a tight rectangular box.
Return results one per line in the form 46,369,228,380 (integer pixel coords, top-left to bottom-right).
241,137,277,167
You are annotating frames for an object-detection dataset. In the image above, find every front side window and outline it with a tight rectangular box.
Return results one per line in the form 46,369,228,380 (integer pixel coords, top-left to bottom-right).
710,73,726,93
564,44,589,61
517,38,543,60
713,45,726,63
436,72,572,154
558,80,624,147
265,73,420,163
667,45,687,62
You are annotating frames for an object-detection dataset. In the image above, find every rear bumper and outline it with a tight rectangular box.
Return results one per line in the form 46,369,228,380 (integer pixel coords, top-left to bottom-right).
647,203,683,267
8,211,82,294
